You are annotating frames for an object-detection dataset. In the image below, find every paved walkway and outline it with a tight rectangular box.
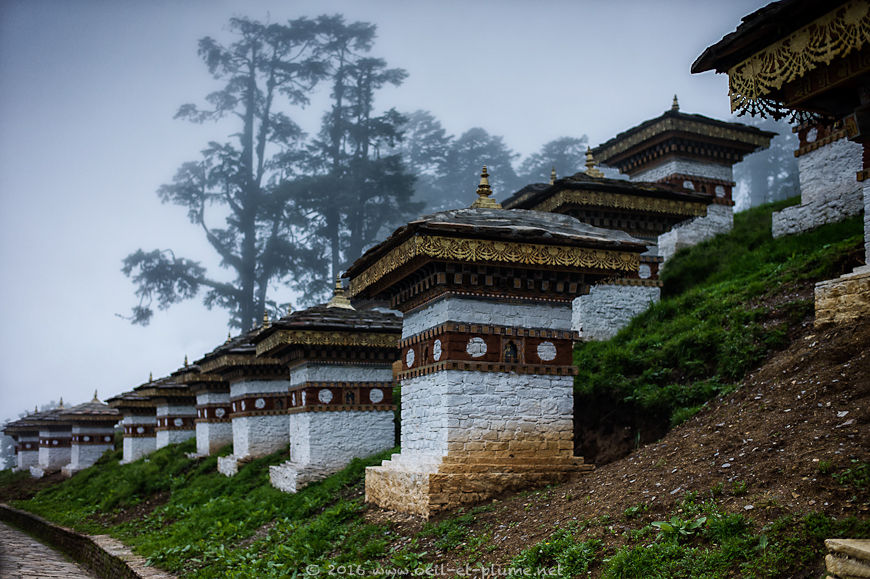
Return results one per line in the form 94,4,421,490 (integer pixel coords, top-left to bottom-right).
0,520,96,578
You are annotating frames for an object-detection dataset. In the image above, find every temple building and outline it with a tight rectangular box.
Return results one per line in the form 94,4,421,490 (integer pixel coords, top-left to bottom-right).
59,392,119,477
27,401,72,478
143,372,197,450
593,98,774,261
692,0,870,327
175,360,232,456
253,281,402,493
503,152,710,339
196,323,289,476
107,382,158,463
3,410,41,471
349,168,648,517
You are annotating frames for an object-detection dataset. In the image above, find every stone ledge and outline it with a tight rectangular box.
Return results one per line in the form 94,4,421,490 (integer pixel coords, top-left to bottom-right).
0,503,175,578
815,267,870,328
825,538,870,578
269,461,341,493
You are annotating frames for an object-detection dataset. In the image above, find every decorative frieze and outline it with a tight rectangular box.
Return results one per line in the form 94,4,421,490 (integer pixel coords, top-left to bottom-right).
39,436,71,448
71,433,115,445
195,403,232,423
123,424,156,438
155,416,196,431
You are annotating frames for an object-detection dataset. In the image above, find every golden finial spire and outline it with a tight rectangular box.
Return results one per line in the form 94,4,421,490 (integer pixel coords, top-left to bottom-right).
672,94,679,111
149,371,153,383
470,166,502,209
550,167,556,185
225,330,232,344
93,389,99,402
58,396,64,409
34,404,38,414
585,148,604,178
262,311,270,328
287,303,293,315
327,276,355,309
184,354,189,367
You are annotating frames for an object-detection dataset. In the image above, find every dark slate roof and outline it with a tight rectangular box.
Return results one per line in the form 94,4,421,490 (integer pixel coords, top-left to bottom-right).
195,328,260,366
14,406,71,427
594,109,776,160
345,206,648,280
502,171,708,210
105,389,156,409
692,0,848,74
59,399,119,420
257,303,402,343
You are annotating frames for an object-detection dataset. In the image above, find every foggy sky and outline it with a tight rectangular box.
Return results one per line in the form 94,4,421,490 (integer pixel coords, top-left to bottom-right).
0,0,769,424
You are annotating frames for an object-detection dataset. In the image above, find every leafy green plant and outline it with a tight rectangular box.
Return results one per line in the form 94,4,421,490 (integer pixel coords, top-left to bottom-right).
511,528,600,577
651,516,707,541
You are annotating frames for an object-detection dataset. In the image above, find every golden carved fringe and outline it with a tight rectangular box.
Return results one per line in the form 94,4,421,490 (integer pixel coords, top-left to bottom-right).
728,0,870,114
534,189,708,217
255,330,399,357
350,235,639,297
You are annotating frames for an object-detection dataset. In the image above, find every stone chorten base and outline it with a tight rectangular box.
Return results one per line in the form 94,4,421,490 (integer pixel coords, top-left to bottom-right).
217,455,242,476
269,462,342,493
815,265,870,328
365,455,591,518
28,466,46,479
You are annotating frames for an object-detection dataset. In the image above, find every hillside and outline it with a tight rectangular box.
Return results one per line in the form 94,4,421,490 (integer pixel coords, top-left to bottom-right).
1,199,868,578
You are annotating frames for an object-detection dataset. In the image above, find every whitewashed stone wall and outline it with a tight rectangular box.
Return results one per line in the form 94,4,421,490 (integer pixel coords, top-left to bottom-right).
121,414,156,463
37,428,71,471
573,284,661,340
631,159,733,183
402,297,571,338
772,138,863,238
229,379,291,459
65,424,114,476
289,364,392,386
271,410,395,493
658,204,733,262
155,404,196,448
195,391,232,456
864,182,870,262
389,370,573,468
15,434,39,471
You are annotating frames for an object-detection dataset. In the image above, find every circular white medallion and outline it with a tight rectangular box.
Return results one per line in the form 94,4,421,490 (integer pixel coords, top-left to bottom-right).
715,185,725,198
537,341,557,361
318,389,333,404
433,339,442,361
369,388,384,404
52,440,58,446
255,397,266,409
25,443,31,449
83,435,91,442
104,436,112,442
466,337,487,358
638,264,651,279
215,408,226,418
173,418,184,427
136,426,145,434
405,348,415,368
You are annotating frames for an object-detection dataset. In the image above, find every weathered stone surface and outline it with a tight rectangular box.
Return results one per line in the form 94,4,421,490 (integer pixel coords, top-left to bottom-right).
772,138,863,238
403,298,572,338
573,283,661,340
815,267,870,328
825,538,870,578
632,159,733,183
121,414,156,464
659,204,733,262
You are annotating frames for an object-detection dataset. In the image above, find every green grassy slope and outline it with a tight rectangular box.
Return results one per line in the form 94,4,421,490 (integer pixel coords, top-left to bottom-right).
574,198,864,439
1,198,866,577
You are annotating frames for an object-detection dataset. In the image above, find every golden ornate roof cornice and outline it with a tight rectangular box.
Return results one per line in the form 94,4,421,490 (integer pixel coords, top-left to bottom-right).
533,189,708,217
596,116,774,161
256,330,399,357
198,353,282,374
727,0,870,116
349,234,640,298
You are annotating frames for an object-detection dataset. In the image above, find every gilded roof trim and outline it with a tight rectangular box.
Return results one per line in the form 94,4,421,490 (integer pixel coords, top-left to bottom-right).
727,0,870,116
532,189,708,217
349,234,640,298
256,330,399,357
